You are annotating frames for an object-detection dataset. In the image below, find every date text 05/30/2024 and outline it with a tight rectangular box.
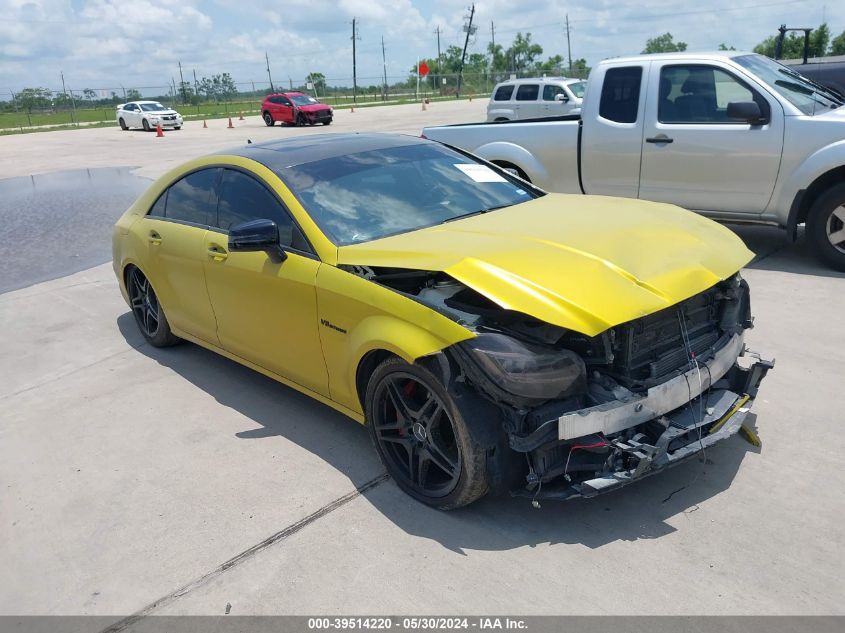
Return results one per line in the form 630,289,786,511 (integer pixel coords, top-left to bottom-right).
308,617,528,630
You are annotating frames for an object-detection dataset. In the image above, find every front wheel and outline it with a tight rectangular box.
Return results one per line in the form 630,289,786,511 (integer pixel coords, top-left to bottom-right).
296,113,306,127
808,182,845,271
126,267,181,347
142,118,151,132
365,358,489,509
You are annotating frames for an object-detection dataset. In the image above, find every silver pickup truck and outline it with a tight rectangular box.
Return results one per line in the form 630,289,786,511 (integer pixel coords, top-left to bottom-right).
423,51,845,270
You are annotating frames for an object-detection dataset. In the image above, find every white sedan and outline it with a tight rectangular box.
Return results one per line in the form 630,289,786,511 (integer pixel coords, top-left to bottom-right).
116,101,183,131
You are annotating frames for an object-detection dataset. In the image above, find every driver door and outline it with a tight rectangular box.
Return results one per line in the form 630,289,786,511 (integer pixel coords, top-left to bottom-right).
202,168,329,396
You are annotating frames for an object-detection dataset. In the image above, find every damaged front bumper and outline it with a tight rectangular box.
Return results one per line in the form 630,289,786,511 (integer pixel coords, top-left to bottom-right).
510,345,774,502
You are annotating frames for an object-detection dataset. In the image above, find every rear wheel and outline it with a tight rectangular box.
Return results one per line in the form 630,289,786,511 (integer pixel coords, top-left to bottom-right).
323,119,332,126
126,267,181,347
119,118,128,130
142,118,151,132
365,357,489,509
263,111,274,126
808,182,845,271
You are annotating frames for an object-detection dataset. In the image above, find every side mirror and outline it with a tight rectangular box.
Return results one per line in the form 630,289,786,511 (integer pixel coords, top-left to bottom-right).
554,94,569,102
228,219,287,263
727,101,763,124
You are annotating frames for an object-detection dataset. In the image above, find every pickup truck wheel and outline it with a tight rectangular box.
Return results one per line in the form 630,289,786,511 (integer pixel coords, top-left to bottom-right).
365,357,490,510
808,183,845,271
493,161,530,182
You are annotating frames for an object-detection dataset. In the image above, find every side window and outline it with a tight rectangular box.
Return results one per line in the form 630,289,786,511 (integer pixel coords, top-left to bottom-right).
162,168,218,225
542,85,567,101
216,170,302,249
659,65,765,124
493,85,514,101
599,66,643,123
148,191,167,217
515,84,539,101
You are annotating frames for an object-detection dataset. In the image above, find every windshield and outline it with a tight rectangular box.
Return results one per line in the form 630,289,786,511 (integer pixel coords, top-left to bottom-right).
291,95,319,106
281,143,540,245
140,103,168,112
733,54,843,115
568,81,586,98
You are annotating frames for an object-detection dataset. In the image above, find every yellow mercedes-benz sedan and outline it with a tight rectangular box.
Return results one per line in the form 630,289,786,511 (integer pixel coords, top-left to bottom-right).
113,134,772,509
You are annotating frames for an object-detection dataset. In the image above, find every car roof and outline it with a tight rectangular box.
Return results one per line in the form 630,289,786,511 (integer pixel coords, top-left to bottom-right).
603,50,751,64
218,133,429,169
267,92,307,97
494,77,581,86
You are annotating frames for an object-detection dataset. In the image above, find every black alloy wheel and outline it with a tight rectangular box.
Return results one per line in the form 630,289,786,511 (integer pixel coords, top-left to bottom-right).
372,372,461,497
119,118,128,130
263,112,274,126
296,113,306,126
366,358,490,509
127,267,180,347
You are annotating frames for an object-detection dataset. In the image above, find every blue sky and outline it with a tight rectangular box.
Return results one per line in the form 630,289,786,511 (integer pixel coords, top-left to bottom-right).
1,0,842,94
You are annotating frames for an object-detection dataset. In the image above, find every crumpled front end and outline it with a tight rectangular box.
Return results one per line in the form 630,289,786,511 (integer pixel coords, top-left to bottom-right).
440,272,773,502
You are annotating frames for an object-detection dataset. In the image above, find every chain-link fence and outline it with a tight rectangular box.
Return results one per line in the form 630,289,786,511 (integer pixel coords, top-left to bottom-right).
2,68,586,132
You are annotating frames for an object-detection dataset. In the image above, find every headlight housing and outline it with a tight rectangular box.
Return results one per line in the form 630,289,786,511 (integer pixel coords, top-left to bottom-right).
459,333,586,401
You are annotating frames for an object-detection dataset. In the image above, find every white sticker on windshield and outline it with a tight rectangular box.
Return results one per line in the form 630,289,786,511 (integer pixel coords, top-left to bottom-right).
454,163,507,183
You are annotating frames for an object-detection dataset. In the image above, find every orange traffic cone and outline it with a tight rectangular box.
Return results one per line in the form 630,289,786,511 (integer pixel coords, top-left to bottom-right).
155,123,164,137
239,111,244,121
227,117,234,128
202,120,207,128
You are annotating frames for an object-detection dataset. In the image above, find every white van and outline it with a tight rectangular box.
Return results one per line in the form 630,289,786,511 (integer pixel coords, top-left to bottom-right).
486,77,586,122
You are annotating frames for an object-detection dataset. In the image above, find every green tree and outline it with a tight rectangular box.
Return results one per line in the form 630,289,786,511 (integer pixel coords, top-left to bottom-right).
718,43,737,51
308,72,326,93
487,42,508,73
83,88,96,101
507,32,543,72
16,87,52,113
571,58,591,78
832,29,845,55
126,88,142,100
642,33,687,54
753,23,831,59
532,54,564,75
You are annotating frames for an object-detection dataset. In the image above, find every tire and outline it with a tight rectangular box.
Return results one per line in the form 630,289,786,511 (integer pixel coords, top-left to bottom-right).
263,111,274,127
365,357,489,509
119,118,128,130
126,266,181,347
296,113,306,127
807,182,845,271
323,119,332,126
142,118,151,132
494,161,530,183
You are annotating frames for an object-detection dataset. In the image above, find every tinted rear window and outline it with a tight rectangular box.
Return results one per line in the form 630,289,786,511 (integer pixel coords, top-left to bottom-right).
163,169,218,225
599,67,642,123
515,84,539,101
493,85,514,101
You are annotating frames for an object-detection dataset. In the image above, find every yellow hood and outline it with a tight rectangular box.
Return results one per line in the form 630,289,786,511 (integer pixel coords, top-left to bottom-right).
336,194,753,336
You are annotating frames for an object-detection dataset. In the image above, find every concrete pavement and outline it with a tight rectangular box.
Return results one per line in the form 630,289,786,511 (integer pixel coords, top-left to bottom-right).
0,101,843,619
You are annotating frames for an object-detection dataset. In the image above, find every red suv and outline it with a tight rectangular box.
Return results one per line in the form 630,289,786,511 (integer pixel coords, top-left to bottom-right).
262,92,333,127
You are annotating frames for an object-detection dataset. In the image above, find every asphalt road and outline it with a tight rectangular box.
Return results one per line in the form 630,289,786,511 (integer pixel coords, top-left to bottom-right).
0,100,843,621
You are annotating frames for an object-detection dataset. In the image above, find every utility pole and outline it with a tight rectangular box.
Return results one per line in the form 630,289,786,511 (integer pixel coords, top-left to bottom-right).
60,71,77,126
265,52,275,93
381,36,388,101
192,69,199,113
177,61,185,103
434,25,443,96
456,3,476,99
351,18,360,104
564,14,573,75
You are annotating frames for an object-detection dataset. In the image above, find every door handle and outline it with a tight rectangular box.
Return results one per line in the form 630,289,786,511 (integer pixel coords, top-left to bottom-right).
207,246,228,261
148,231,162,245
646,135,674,144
